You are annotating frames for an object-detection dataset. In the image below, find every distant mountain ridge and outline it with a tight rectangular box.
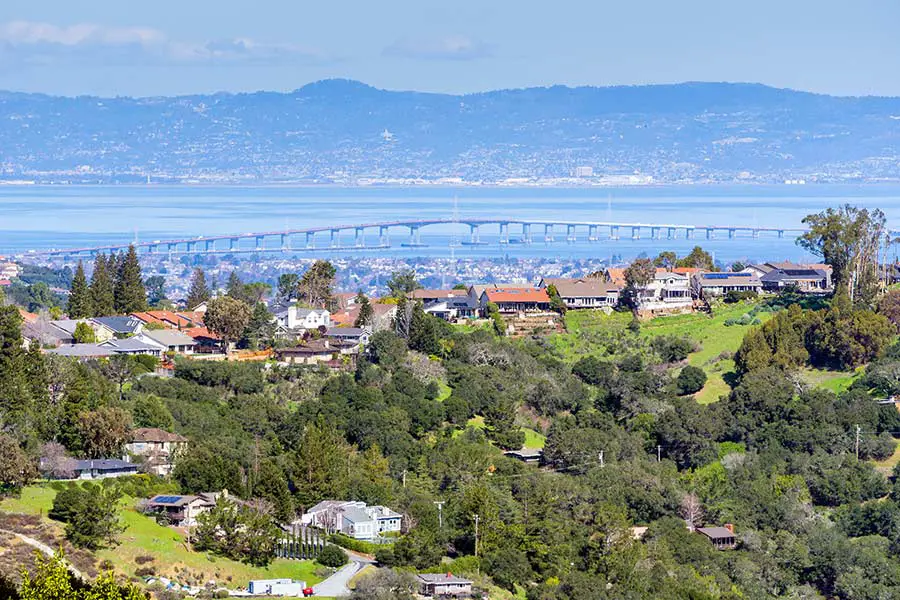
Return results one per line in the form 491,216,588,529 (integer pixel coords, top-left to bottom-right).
2,79,900,184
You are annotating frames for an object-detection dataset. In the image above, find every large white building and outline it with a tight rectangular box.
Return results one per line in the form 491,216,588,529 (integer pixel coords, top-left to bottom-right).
274,305,331,334
301,500,402,540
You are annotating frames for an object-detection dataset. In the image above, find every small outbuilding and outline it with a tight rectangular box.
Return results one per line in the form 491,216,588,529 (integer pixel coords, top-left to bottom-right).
696,524,737,550
417,573,473,598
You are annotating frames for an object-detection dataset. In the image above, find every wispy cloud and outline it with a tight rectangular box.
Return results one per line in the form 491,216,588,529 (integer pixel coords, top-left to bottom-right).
383,35,493,61
0,21,332,67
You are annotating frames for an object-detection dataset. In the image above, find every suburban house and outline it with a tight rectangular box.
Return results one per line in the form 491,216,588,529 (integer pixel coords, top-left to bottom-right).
692,272,762,298
145,494,217,527
51,319,115,343
70,459,139,480
46,344,115,359
98,337,164,356
140,329,197,354
416,573,474,598
478,286,552,314
422,296,479,321
273,305,331,334
247,579,308,597
0,261,20,280
539,277,620,309
760,267,832,293
125,428,188,476
274,338,358,366
301,500,403,540
331,302,396,331
23,320,76,347
131,310,204,330
411,289,479,321
91,316,145,337
504,449,544,464
325,327,370,346
696,524,737,550
633,269,694,313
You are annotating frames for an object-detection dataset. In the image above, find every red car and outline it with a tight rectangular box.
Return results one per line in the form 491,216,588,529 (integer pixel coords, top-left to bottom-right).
302,588,315,597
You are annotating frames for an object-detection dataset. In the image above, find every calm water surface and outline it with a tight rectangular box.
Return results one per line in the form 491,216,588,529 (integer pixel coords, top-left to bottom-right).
3,184,900,262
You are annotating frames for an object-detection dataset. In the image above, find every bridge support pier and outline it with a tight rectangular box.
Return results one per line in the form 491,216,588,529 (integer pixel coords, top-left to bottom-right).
379,226,389,247
609,225,619,240
631,226,640,240
544,224,554,242
148,245,157,255
777,230,784,239
229,238,237,251
752,229,759,239
522,223,532,244
255,236,265,249
306,232,315,249
408,225,422,246
705,229,714,240
330,229,339,248
499,222,509,244
205,240,214,252
686,228,694,240
667,227,676,239
281,234,290,249
728,229,735,239
355,228,365,248
186,241,196,253
469,224,480,244
566,224,576,242
651,227,661,240
589,225,598,241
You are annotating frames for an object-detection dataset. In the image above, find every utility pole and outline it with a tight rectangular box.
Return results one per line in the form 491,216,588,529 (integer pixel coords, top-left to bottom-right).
402,469,407,488
434,501,445,530
598,451,605,468
855,424,861,460
657,445,662,463
473,513,480,558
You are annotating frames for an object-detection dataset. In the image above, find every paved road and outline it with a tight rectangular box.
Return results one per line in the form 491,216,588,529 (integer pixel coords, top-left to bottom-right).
312,560,363,597
0,528,85,580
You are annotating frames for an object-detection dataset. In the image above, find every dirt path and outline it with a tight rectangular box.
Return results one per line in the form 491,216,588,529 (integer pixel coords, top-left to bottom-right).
0,528,85,580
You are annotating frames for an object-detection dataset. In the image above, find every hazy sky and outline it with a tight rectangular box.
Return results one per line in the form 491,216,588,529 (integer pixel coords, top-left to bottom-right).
0,0,897,97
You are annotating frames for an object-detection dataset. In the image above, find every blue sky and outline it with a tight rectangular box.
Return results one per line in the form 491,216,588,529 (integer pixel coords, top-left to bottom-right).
0,0,896,97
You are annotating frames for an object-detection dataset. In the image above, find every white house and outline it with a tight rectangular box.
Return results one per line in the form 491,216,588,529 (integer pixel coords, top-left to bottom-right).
139,329,197,355
301,500,403,540
636,269,694,313
274,306,331,333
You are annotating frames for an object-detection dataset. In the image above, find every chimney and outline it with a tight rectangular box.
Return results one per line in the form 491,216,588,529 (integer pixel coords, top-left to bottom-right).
724,523,734,534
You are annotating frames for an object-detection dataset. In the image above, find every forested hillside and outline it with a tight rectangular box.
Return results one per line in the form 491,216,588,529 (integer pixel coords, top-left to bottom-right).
3,205,900,599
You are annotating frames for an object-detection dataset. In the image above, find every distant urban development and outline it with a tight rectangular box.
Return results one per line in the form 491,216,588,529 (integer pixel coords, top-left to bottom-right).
3,80,900,185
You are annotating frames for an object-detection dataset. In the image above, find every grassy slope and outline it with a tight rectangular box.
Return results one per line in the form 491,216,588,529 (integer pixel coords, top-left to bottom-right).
640,302,771,404
451,415,546,450
0,485,321,588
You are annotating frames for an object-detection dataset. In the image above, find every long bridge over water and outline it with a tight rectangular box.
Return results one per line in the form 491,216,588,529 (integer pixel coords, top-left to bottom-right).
26,218,813,258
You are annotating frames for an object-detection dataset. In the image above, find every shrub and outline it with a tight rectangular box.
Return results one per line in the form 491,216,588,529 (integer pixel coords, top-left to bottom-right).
317,544,348,568
676,366,707,395
329,532,388,555
135,555,155,565
724,290,758,303
214,590,230,599
374,547,396,567
135,566,156,577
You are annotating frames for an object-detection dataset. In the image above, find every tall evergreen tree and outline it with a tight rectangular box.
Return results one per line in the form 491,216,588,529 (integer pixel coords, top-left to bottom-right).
113,245,147,314
0,306,30,437
66,261,92,318
226,271,244,299
186,268,212,309
89,254,115,317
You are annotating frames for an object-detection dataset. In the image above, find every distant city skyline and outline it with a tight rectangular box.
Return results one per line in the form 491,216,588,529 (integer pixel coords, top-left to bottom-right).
0,0,897,97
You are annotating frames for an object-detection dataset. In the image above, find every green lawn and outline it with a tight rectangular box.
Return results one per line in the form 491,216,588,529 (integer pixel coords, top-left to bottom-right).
435,381,453,402
640,301,772,404
1,484,322,589
799,367,861,394
452,415,545,450
873,440,900,473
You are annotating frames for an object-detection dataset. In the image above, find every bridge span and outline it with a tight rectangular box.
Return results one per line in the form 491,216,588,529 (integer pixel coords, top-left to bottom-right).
25,218,811,258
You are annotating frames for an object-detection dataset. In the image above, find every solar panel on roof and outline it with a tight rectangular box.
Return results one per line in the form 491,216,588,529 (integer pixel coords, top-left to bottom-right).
153,495,183,504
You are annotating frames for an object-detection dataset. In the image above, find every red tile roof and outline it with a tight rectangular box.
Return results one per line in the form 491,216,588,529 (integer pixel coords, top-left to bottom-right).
483,288,550,303
131,311,202,329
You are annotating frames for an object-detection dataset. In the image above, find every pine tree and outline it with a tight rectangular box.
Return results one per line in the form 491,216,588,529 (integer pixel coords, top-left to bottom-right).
186,268,211,309
67,261,92,318
114,245,147,314
89,254,115,317
226,271,244,300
